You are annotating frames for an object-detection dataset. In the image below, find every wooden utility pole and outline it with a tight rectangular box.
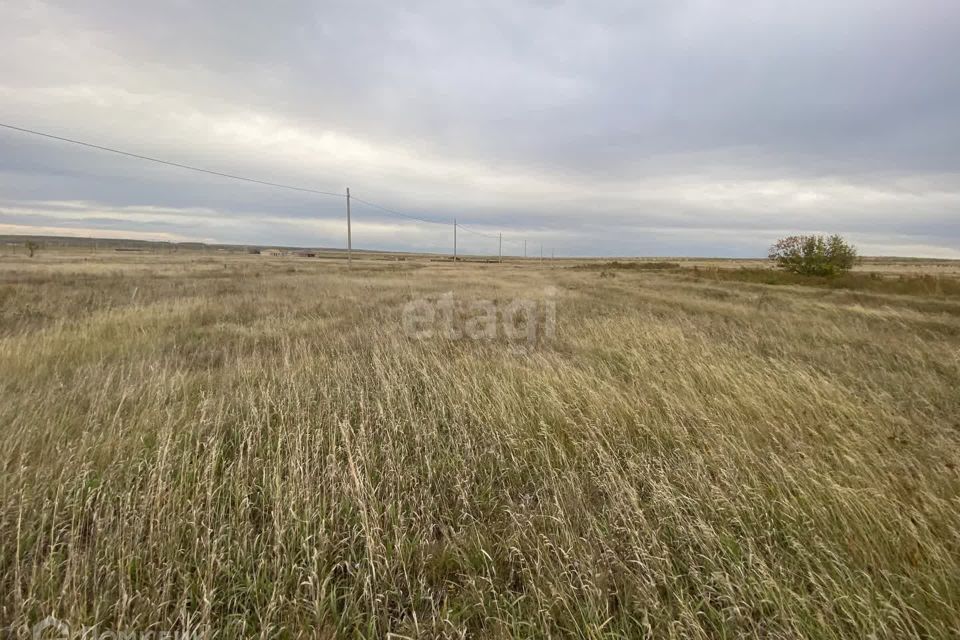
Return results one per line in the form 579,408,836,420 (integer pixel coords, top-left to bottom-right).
524,240,527,258
453,218,457,262
498,233,502,263
345,187,353,268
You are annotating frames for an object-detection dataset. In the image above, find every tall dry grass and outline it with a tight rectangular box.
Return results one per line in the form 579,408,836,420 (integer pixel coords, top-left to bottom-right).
1,252,959,638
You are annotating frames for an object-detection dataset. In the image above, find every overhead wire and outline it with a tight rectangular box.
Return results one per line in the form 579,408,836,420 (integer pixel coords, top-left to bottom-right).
0,122,346,199
348,195,450,226
0,122,563,255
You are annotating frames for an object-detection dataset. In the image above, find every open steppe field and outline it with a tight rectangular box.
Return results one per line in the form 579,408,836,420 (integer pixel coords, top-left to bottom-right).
1,250,959,638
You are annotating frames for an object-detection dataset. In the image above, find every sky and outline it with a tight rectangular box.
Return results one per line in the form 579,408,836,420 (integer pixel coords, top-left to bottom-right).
2,0,959,258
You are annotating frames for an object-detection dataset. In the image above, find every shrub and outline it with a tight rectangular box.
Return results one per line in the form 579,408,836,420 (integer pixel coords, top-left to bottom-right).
769,234,857,276
25,240,39,258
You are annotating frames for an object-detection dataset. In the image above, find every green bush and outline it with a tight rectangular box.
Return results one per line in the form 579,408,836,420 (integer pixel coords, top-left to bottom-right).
769,234,857,276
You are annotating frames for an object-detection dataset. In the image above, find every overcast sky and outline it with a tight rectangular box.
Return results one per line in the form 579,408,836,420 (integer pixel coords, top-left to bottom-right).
2,0,959,257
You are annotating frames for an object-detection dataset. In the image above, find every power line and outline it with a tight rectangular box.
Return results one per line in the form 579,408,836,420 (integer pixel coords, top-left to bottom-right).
352,197,533,256
457,223,499,240
349,195,506,245
1,121,565,256
348,195,450,226
0,122,346,199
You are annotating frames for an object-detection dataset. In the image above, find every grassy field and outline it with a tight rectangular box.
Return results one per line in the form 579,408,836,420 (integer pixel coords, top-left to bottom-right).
1,250,959,638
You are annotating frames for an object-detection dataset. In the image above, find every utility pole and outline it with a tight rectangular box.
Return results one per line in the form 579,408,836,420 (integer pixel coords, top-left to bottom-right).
346,187,352,269
453,218,457,262
524,240,527,259
498,233,502,263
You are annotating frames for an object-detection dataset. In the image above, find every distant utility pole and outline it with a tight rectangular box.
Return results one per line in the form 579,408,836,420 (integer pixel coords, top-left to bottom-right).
346,187,352,268
524,240,527,258
498,233,502,263
540,243,543,263
453,218,457,262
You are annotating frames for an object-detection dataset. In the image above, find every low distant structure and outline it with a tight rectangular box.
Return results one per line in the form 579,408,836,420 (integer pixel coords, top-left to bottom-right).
261,249,285,257
294,251,317,258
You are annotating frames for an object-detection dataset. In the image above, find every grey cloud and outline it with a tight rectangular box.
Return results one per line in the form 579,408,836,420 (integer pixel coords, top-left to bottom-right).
1,0,959,256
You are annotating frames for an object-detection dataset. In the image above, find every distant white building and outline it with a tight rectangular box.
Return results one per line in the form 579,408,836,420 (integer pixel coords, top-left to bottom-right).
261,249,285,257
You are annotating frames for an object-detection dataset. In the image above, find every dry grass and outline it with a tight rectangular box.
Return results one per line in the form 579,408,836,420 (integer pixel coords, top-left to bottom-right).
1,251,959,638
683,267,960,297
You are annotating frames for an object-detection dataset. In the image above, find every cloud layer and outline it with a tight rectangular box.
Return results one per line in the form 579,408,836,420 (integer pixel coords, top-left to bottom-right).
2,0,959,257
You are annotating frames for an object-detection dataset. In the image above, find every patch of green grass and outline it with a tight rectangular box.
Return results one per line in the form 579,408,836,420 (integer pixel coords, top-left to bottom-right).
575,260,682,271
686,266,960,297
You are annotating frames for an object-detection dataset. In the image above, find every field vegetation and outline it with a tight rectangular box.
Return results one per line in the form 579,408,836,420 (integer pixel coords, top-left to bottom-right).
768,235,858,277
1,251,959,638
578,258,960,297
